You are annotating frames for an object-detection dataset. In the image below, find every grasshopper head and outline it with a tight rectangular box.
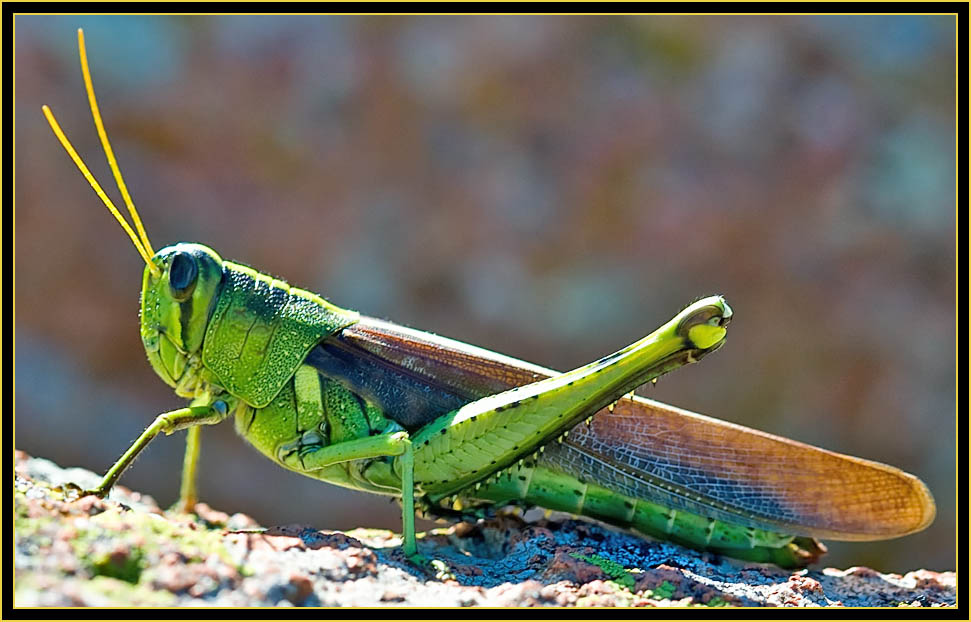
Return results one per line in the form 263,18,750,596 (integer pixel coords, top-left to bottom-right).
140,243,224,394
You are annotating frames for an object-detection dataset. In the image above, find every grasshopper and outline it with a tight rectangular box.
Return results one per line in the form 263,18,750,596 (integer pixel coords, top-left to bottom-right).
43,30,935,571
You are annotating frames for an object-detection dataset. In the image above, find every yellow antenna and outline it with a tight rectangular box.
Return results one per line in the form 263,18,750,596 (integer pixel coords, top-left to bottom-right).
77,29,155,258
41,29,160,278
42,106,159,277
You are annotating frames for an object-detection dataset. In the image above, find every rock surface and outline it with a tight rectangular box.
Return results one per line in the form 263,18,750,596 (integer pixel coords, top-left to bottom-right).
13,452,955,608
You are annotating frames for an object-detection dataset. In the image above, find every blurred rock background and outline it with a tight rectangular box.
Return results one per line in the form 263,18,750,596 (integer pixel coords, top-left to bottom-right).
15,15,955,573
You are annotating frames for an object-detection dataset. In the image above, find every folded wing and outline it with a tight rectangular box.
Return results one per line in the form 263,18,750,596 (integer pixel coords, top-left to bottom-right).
308,316,934,540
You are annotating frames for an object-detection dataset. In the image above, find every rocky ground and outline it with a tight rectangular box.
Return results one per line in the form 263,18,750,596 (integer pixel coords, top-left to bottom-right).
13,451,955,608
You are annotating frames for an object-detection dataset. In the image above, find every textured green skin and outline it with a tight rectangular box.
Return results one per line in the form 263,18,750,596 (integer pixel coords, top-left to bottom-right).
122,242,813,567
201,262,358,408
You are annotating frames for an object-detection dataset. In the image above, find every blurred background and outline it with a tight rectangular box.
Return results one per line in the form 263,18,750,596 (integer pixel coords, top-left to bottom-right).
15,15,955,573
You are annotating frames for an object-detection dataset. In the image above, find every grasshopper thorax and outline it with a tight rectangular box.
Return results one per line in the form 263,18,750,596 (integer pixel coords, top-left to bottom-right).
140,243,224,397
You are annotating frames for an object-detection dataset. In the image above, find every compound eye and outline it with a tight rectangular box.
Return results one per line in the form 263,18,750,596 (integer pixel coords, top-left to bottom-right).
169,251,198,301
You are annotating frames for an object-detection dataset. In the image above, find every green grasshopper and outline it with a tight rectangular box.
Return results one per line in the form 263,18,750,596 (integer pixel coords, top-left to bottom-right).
43,29,935,571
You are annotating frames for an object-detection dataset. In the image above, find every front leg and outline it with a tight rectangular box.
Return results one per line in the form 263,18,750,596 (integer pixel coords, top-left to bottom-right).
77,398,232,500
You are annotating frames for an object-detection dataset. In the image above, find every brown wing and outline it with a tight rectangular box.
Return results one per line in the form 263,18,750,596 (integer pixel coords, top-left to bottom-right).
308,316,935,540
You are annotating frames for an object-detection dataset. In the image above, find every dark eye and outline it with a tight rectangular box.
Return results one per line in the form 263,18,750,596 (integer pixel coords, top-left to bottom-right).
169,251,198,301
